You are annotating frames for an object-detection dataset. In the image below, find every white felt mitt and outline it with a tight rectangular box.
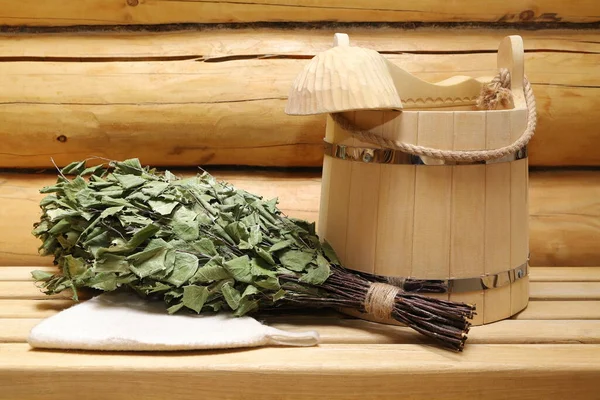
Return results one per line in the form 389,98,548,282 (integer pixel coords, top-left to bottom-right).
28,292,319,351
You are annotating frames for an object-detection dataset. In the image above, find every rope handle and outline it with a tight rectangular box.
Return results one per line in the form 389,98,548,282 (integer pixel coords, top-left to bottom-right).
331,69,537,163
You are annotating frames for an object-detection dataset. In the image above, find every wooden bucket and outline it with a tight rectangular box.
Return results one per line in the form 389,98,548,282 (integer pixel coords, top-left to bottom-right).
287,34,530,325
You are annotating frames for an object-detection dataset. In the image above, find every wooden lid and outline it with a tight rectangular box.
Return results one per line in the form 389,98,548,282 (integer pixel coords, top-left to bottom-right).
285,40,403,115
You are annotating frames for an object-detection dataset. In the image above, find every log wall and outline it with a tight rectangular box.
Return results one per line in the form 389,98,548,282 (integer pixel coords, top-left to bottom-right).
1,170,598,267
0,29,598,167
0,0,597,26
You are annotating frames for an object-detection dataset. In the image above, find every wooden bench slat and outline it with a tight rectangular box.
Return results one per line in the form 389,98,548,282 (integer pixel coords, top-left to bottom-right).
0,266,54,281
5,280,599,301
529,267,600,282
0,281,80,300
0,299,73,318
1,298,599,320
530,282,600,300
1,343,599,400
512,301,600,320
3,318,600,345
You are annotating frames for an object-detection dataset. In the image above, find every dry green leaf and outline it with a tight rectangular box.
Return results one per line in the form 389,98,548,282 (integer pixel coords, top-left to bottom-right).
165,252,199,287
221,282,241,310
279,250,314,272
223,255,253,283
182,285,209,313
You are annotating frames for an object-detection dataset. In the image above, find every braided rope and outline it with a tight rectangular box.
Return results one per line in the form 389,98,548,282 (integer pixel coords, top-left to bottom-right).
330,69,537,162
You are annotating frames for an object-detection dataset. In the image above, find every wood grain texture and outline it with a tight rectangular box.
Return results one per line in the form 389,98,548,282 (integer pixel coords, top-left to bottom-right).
529,282,600,300
3,169,600,267
1,343,599,400
529,170,600,266
5,279,593,301
513,301,600,320
411,112,453,279
0,170,321,266
0,299,73,318
529,267,600,282
448,112,487,324
0,29,598,167
4,297,598,320
0,0,597,25
4,317,600,345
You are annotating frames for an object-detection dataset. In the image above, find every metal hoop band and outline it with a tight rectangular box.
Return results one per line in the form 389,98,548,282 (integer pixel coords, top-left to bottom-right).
383,262,529,293
325,141,527,166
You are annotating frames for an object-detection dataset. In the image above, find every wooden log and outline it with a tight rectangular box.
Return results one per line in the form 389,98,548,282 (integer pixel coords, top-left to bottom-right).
1,169,599,267
529,170,600,266
0,0,597,26
2,29,599,56
0,29,598,167
0,170,321,267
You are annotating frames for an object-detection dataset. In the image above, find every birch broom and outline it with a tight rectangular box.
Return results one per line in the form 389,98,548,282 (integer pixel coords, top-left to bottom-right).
32,159,475,351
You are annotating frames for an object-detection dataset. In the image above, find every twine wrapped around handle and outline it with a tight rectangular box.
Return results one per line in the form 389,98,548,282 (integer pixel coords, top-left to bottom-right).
330,69,536,162
364,283,401,320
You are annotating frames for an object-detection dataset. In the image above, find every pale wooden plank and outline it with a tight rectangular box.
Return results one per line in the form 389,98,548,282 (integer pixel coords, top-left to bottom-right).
529,267,600,282
374,165,415,278
412,112,453,281
344,162,380,273
530,282,600,300
374,111,418,278
0,266,56,281
469,320,600,344
483,110,513,323
317,115,336,239
449,107,486,324
509,110,529,315
511,276,530,316
509,109,529,318
449,164,485,324
3,297,599,322
5,317,600,345
322,163,352,266
0,300,73,318
321,113,355,266
1,343,599,400
0,318,38,343
514,301,600,320
452,111,487,151
343,112,383,274
411,165,453,283
0,282,80,300
6,280,596,302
